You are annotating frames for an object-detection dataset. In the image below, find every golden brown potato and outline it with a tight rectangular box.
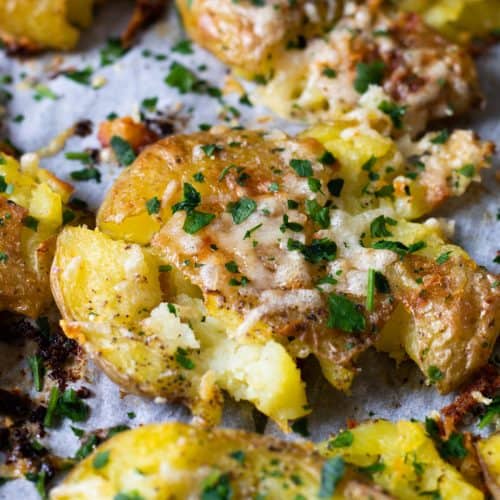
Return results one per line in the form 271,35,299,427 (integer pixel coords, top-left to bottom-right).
51,226,309,429
98,116,158,154
255,2,482,136
95,125,498,395
0,152,73,317
177,0,340,76
51,420,484,500
385,254,500,393
0,0,95,52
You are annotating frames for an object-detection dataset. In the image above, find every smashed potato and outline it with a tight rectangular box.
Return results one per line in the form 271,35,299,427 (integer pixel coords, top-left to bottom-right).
51,420,484,500
0,0,95,52
0,152,73,317
255,2,481,135
51,226,308,429
177,0,339,76
321,420,484,500
93,126,498,398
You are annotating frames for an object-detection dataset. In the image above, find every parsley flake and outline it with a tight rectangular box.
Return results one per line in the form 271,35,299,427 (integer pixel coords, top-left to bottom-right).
327,294,366,333
354,61,385,94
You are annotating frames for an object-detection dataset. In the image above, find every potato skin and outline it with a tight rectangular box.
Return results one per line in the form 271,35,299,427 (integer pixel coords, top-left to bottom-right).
0,153,73,317
176,0,339,75
0,0,94,52
51,422,328,500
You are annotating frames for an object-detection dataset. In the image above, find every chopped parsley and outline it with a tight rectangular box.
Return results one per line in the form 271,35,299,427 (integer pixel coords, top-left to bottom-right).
165,62,198,93
372,239,426,257
28,355,45,392
100,38,127,66
307,177,322,193
243,223,262,240
328,430,354,448
319,151,336,166
92,450,110,470
291,417,310,437
159,264,172,272
200,471,232,500
322,67,337,78
65,151,92,164
44,387,89,427
436,251,452,265
172,39,193,54
378,100,406,129
70,167,101,183
228,197,257,224
175,347,195,370
318,457,345,498
354,60,385,94
193,172,205,182
457,164,475,178
23,215,39,231
431,129,450,145
439,433,468,460
327,178,344,197
64,66,94,86
225,261,239,273
0,252,8,263
366,268,375,312
327,294,366,333
305,199,330,229
290,159,313,177
146,196,161,215
33,84,58,101
374,271,390,293
172,183,201,213
427,365,444,383
229,450,245,465
370,215,397,238
110,136,136,166
141,97,158,112
183,211,215,234
201,143,222,157
280,214,303,233
287,238,337,264
478,396,500,428
374,184,395,198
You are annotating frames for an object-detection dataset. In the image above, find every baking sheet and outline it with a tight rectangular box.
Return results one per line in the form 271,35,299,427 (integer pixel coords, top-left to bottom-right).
0,1,499,496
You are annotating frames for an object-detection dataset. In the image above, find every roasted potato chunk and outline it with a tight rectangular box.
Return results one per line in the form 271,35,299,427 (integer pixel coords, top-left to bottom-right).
96,127,497,394
255,2,482,136
51,226,308,429
0,152,73,317
0,0,95,52
51,420,483,499
176,0,339,76
321,420,484,500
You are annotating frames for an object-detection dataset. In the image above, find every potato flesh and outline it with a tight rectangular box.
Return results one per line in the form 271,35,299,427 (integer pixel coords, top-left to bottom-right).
399,0,500,40
0,153,72,317
0,0,94,51
51,227,308,428
321,420,484,500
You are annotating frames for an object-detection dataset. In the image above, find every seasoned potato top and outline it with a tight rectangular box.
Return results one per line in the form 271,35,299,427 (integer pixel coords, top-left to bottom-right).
97,127,499,394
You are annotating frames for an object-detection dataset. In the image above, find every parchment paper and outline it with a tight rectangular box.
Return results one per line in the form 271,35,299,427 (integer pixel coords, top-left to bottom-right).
0,1,498,497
